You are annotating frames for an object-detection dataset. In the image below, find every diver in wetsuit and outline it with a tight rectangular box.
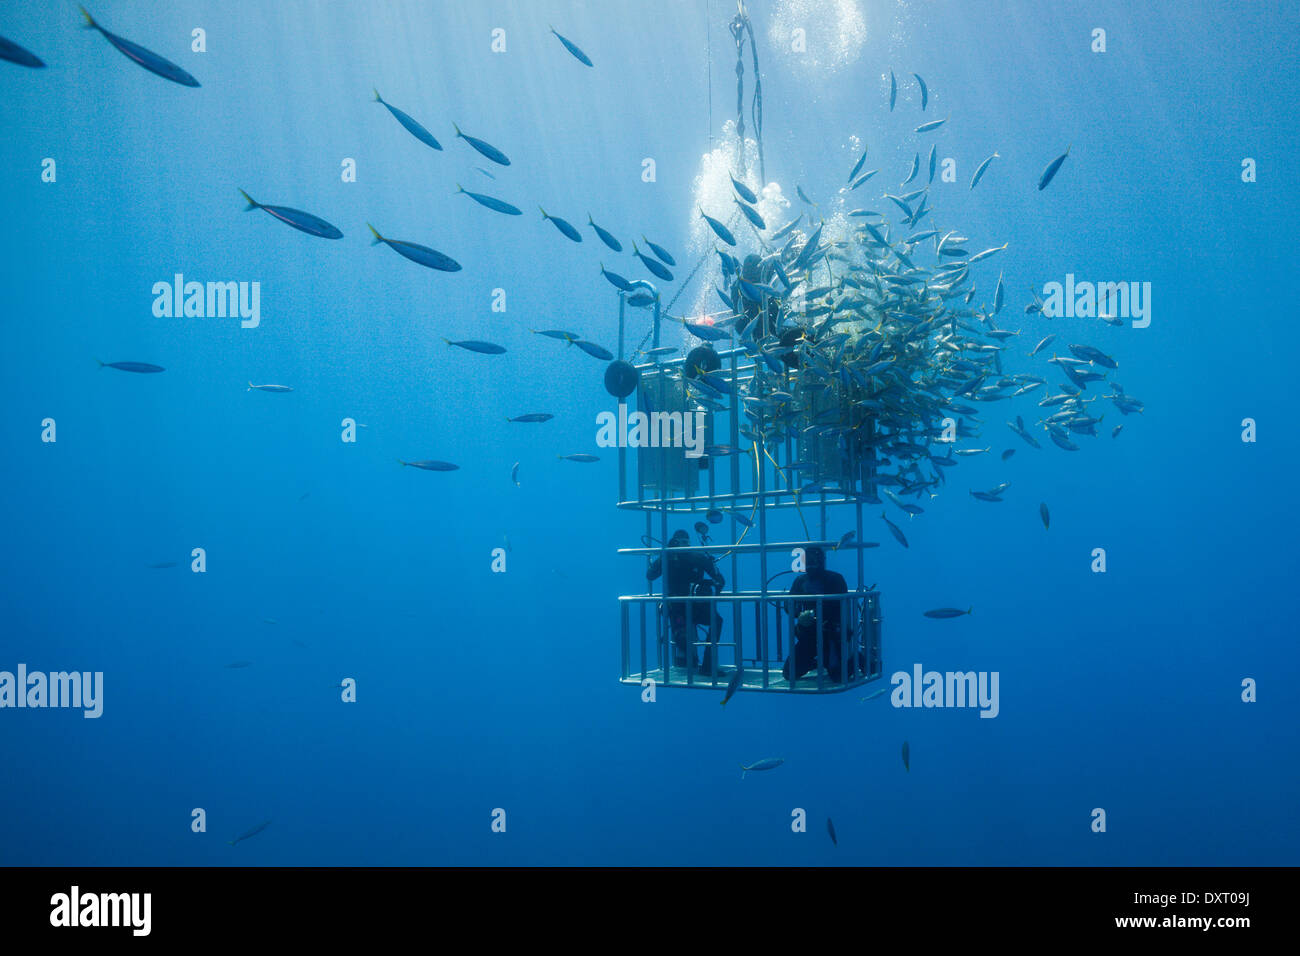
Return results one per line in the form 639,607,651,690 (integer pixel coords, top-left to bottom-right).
647,529,726,675
782,546,865,683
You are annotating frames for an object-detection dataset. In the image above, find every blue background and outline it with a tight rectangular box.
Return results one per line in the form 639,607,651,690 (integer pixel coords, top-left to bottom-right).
0,0,1295,865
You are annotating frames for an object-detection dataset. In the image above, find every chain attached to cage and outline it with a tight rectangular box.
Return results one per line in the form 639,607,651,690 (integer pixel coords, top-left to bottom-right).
729,2,765,185
628,4,765,360
729,11,746,172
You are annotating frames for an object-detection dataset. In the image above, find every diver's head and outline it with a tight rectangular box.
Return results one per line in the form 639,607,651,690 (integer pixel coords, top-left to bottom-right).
806,545,827,572
669,530,690,548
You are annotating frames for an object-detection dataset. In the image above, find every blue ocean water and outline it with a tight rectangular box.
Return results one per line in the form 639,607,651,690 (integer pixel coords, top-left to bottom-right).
1,0,1296,866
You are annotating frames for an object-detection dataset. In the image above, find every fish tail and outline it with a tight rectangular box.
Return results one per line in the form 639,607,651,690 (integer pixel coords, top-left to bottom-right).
366,222,383,245
538,206,548,219
238,188,258,211
455,183,464,194
739,765,747,779
79,6,96,28
225,840,236,846
397,459,407,467
442,338,453,347
94,357,104,368
372,88,382,103
452,121,463,137
247,382,254,391
967,606,973,615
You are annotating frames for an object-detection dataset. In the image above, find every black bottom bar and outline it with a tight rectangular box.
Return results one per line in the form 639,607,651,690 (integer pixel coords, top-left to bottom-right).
0,867,1281,942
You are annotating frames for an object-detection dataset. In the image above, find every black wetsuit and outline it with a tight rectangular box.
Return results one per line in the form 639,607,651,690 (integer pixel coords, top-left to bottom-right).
783,568,862,682
647,551,725,666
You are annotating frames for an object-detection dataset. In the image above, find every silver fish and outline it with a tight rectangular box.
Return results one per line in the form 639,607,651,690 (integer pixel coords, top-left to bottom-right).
226,820,271,847
970,152,999,190
1029,334,1056,358
880,511,909,548
740,757,784,779
720,669,744,707
1039,145,1071,190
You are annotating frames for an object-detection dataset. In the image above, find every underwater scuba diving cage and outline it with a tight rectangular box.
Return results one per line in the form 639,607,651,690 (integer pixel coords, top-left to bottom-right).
613,282,884,696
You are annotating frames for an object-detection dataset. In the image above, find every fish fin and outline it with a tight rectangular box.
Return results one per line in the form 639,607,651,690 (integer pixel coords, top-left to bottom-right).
79,6,96,28
372,88,382,103
366,223,383,245
238,189,258,211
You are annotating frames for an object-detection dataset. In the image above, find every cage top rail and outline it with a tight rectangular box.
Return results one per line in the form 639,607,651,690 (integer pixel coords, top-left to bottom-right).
631,345,758,372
